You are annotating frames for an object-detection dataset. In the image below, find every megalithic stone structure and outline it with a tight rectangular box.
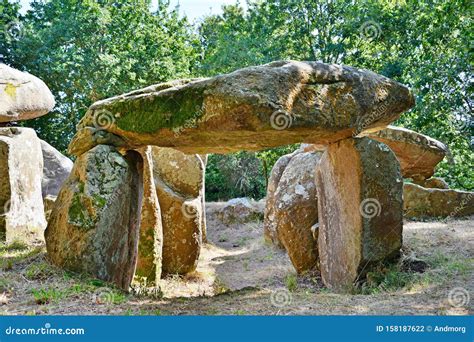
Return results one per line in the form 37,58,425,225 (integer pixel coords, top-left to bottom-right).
316,137,403,292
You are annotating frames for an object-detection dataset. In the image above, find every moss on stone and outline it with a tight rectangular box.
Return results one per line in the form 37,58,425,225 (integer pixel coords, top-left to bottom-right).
112,86,206,134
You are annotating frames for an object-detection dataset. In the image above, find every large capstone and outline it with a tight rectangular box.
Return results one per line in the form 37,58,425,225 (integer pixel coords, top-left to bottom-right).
316,137,403,292
45,145,142,290
0,64,55,123
0,127,46,243
68,61,414,156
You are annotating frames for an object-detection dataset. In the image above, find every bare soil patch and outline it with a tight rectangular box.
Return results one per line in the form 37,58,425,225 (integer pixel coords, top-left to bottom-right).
0,204,472,316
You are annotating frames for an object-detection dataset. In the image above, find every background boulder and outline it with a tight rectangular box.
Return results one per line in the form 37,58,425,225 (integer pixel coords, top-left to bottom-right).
0,127,46,243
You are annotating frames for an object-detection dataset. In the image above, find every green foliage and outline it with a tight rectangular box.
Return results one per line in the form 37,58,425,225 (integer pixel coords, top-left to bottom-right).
3,0,199,152
200,0,473,191
2,0,471,199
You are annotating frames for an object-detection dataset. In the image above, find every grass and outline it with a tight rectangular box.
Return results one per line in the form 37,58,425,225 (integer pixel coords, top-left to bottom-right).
356,252,473,295
285,274,298,292
24,262,57,280
31,288,66,304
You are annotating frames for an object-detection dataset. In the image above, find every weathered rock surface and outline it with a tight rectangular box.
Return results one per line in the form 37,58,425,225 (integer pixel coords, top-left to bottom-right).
264,149,301,247
0,64,55,122
403,183,474,218
0,127,46,243
413,177,449,189
135,147,163,282
68,61,414,156
273,151,322,273
367,126,447,180
151,147,205,275
40,139,73,197
215,197,263,225
43,195,57,222
45,145,142,290
316,137,403,292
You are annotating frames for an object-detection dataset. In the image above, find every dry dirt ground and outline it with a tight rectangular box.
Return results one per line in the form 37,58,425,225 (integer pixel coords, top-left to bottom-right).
0,203,472,316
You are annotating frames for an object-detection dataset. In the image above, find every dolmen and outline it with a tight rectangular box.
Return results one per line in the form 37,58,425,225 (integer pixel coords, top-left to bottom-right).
265,125,473,285
46,60,416,291
1,64,60,243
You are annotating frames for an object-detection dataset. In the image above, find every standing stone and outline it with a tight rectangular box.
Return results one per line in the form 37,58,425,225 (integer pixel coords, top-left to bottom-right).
316,137,403,292
264,149,299,247
0,64,55,123
151,147,204,275
0,127,46,243
45,145,142,290
199,154,208,243
274,151,322,274
40,139,73,197
135,147,163,282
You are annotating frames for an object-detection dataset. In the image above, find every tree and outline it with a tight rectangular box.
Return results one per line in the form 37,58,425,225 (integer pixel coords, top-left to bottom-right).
7,0,199,152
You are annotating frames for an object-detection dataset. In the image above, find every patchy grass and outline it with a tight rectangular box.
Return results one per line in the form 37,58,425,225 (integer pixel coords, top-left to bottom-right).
1,215,472,315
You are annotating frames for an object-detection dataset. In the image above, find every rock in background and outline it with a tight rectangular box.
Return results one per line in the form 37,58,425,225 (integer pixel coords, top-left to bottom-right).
0,64,55,122
404,183,474,218
40,139,73,198
0,127,46,243
265,148,322,273
367,126,448,181
215,197,264,225
45,145,142,290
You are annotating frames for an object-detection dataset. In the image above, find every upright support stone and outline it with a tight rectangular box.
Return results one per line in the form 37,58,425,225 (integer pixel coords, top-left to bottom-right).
0,127,46,243
151,147,204,275
198,154,208,243
316,137,403,292
273,150,321,273
135,147,163,282
45,145,142,290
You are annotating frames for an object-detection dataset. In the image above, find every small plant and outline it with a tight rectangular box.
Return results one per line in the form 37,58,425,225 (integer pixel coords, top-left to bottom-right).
31,288,64,304
24,262,56,280
285,274,298,292
0,240,28,253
